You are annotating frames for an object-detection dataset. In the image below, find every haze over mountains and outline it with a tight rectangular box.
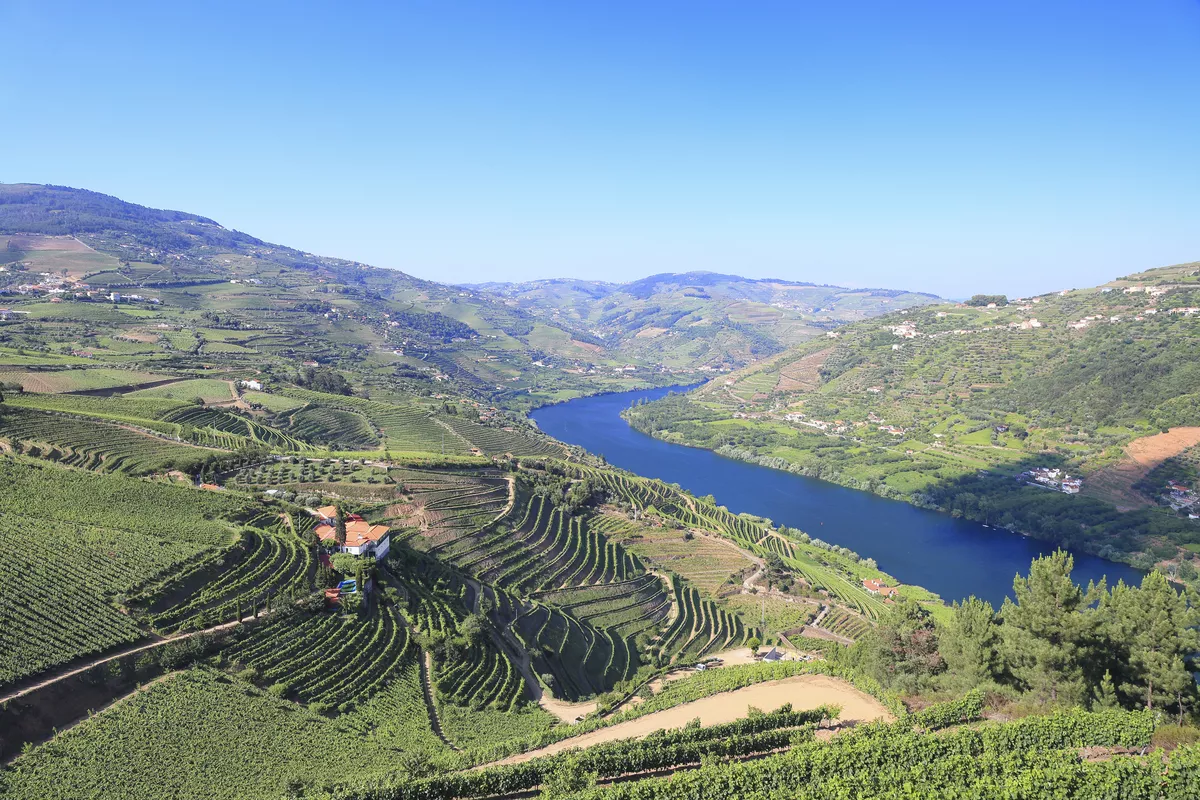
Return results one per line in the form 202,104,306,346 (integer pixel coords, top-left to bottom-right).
0,184,938,395
3,182,1200,800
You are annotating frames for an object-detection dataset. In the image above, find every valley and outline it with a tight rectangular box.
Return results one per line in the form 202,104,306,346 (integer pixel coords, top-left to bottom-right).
624,267,1200,587
1,184,1198,800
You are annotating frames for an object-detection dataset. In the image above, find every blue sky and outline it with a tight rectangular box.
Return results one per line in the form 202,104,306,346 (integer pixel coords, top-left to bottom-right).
3,1,1198,297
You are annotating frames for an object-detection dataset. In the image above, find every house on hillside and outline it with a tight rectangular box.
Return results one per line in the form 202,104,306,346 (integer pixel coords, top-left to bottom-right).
311,509,391,561
863,579,898,598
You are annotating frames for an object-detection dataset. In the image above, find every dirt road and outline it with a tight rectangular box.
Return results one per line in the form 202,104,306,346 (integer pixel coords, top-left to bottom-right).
487,673,891,766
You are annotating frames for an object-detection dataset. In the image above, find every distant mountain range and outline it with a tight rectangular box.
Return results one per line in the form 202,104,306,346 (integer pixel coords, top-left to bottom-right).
469,273,940,370
0,183,939,404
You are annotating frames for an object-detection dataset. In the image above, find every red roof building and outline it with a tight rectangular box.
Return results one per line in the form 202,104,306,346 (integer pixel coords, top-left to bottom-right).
314,519,391,561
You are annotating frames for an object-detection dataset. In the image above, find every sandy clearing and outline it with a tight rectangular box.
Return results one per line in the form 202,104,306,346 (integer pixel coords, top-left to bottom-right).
1126,427,1200,465
487,674,891,766
1083,427,1200,511
5,234,91,252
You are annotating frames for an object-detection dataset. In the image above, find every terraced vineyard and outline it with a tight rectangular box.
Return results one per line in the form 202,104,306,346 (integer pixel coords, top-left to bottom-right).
287,406,381,450
439,413,565,457
592,514,752,596
133,517,317,634
281,389,473,454
277,388,563,456
388,553,528,712
423,491,645,593
0,406,216,474
220,603,414,712
512,603,637,700
162,406,312,451
0,458,249,688
391,470,511,540
338,656,445,751
657,576,751,661
576,464,886,618
541,574,672,636
0,516,156,687
816,607,872,640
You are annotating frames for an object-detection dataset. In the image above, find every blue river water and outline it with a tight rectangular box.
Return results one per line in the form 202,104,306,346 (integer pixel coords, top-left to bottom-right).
531,385,1144,609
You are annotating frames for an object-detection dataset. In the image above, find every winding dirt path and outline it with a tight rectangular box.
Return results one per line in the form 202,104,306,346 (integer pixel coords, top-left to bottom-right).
486,673,891,766
421,651,459,750
0,620,241,706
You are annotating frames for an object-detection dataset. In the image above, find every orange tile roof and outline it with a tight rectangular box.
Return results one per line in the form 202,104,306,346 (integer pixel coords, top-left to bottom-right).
199,483,224,491
863,579,898,597
313,505,339,520
316,520,390,548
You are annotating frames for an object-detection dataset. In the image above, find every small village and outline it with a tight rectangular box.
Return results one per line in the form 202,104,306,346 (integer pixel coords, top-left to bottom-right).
1019,467,1083,494
1160,480,1199,517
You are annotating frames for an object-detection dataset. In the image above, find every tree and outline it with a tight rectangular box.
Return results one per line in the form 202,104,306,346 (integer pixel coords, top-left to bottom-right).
746,636,762,655
938,596,1001,691
855,599,944,694
1092,670,1120,710
999,550,1094,705
459,612,488,645
334,505,347,547
1107,571,1200,713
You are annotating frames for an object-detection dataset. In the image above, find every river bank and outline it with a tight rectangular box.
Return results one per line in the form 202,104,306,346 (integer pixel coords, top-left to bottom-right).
532,385,1143,608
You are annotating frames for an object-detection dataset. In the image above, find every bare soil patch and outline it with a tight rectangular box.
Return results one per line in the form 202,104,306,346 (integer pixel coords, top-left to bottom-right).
777,348,833,393
1084,427,1200,511
4,234,91,252
570,339,604,353
489,674,890,766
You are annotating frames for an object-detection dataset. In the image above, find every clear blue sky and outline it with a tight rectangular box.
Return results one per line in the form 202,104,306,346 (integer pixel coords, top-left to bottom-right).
4,1,1198,297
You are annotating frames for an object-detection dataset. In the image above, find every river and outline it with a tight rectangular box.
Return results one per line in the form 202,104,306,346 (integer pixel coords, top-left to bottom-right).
531,385,1144,609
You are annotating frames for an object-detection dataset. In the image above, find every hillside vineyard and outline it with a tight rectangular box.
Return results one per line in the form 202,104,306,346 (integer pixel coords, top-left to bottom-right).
2,185,1200,799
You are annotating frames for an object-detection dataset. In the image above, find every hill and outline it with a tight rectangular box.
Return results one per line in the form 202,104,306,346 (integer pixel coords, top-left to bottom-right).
5,183,1200,799
469,272,939,371
624,262,1200,582
0,184,698,411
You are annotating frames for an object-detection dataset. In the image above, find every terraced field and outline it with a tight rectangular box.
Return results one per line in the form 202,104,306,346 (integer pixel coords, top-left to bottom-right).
657,576,751,662
0,368,167,394
133,516,317,634
162,406,312,451
593,514,752,596
220,604,413,711
816,607,873,641
0,406,216,474
423,492,644,593
281,389,471,454
387,554,527,712
288,406,381,450
127,378,234,403
512,603,637,700
577,465,886,618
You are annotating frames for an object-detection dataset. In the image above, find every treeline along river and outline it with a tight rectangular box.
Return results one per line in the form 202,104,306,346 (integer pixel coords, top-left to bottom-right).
531,386,1143,609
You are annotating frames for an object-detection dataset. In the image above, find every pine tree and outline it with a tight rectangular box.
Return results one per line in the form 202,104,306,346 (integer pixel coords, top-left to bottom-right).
1092,670,1120,709
999,550,1094,705
939,596,1001,692
1111,571,1200,711
335,505,347,547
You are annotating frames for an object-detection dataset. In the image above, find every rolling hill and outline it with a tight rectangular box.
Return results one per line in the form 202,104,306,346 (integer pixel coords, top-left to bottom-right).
471,272,940,371
625,262,1200,581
